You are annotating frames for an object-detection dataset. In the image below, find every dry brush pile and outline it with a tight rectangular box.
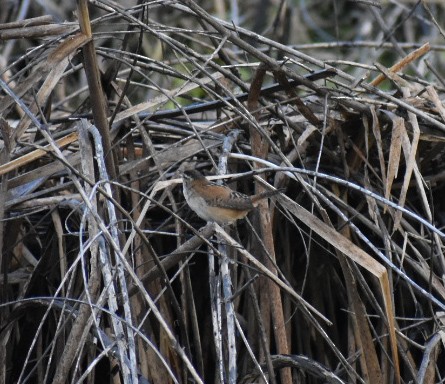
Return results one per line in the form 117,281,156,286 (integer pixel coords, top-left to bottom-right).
1,1,445,383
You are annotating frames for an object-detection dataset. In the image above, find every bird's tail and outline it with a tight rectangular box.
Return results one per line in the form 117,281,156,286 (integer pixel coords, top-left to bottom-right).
251,188,285,206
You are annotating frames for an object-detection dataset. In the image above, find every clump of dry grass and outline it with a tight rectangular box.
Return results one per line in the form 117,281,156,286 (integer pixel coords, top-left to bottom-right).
1,1,445,383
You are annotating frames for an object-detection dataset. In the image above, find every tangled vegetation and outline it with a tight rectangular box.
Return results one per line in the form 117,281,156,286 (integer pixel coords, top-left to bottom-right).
1,1,445,383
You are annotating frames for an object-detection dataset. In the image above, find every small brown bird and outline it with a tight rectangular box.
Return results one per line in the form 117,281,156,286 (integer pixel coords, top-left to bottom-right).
182,169,281,225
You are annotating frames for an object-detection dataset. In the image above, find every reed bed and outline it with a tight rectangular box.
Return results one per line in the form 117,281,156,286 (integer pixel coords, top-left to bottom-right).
1,1,445,383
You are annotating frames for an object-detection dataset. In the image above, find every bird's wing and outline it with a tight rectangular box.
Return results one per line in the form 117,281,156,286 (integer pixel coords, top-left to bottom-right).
208,190,254,210
194,181,255,210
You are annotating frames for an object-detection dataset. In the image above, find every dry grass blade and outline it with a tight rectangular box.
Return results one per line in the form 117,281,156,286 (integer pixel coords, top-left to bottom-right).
369,42,430,86
393,88,422,231
2,1,445,383
0,132,78,176
385,116,403,203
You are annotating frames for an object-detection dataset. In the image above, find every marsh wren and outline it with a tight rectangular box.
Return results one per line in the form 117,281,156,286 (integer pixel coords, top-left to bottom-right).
182,170,281,225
